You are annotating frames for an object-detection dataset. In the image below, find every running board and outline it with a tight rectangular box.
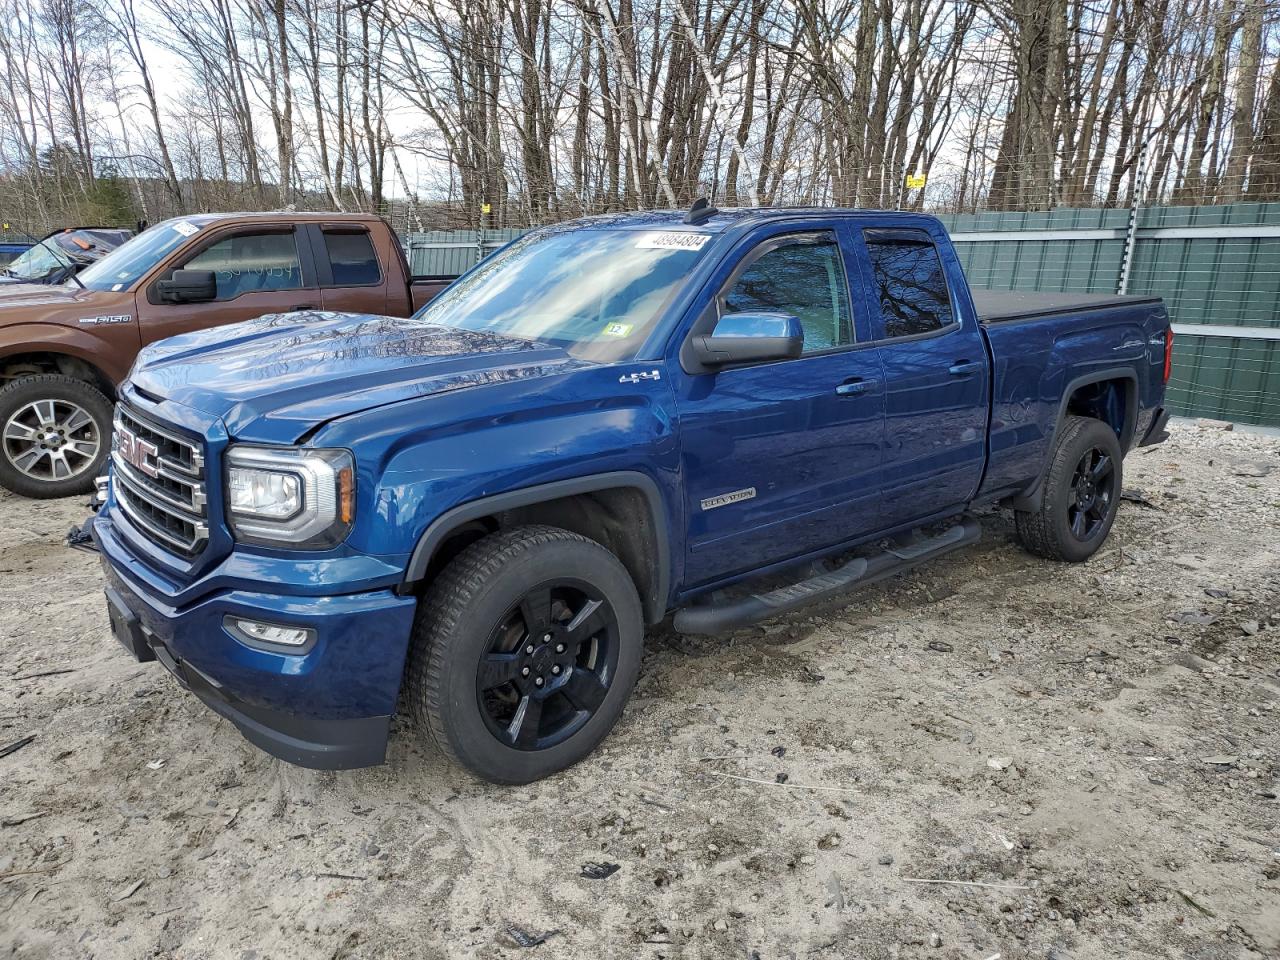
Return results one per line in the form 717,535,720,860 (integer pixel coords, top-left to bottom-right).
672,518,982,635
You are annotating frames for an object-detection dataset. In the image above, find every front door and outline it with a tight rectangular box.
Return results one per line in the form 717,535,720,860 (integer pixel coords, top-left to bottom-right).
136,225,319,345
676,229,886,587
854,227,989,526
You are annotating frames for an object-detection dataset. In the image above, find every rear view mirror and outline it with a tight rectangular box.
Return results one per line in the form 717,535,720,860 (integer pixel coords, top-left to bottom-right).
157,269,217,304
689,312,804,368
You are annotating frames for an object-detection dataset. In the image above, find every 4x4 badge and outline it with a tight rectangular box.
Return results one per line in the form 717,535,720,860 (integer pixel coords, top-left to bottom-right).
619,369,662,384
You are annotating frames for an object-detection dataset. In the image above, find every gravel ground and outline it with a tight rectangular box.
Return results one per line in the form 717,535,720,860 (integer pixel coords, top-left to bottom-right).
1,421,1278,960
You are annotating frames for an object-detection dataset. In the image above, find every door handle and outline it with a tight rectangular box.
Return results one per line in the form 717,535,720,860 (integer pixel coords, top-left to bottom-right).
835,377,872,396
291,303,320,311
948,360,979,376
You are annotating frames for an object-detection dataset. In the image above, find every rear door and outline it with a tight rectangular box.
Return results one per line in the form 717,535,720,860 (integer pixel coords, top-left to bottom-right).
304,224,392,315
676,225,886,586
136,224,319,344
853,226,989,526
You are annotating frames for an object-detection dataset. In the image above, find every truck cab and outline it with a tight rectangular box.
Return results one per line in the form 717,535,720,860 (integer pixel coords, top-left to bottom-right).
92,206,1170,783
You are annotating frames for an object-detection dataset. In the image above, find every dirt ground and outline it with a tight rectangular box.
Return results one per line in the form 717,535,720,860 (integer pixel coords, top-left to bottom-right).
1,421,1278,960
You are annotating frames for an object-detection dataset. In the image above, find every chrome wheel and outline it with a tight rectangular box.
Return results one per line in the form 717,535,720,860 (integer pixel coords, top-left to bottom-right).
2,398,102,482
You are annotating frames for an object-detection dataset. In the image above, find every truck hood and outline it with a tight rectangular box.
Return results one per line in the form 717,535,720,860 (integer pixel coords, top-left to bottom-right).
0,280,86,305
130,311,593,443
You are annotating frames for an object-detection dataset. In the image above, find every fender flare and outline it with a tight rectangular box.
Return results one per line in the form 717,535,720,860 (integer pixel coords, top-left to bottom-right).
403,470,672,622
0,322,132,384
1010,367,1139,512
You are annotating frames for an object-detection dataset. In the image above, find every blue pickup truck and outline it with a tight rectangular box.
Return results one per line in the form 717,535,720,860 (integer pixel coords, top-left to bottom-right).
93,206,1172,783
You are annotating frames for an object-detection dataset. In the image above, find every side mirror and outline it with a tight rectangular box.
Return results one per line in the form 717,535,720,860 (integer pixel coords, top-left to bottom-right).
689,312,804,368
156,269,217,304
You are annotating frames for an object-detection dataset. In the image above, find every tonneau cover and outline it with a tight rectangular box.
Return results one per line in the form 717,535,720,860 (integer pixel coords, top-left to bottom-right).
973,289,1161,323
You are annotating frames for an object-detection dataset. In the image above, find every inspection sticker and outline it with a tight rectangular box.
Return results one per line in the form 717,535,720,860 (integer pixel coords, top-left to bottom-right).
635,232,709,251
171,220,200,237
603,322,634,338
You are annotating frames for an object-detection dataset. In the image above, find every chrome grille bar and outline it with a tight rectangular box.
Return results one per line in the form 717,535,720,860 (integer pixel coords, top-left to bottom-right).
111,404,209,558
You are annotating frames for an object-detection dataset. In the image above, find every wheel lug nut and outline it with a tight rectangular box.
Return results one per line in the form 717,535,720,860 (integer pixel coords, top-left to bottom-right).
525,644,534,654
534,676,544,687
543,633,552,642
521,666,530,677
552,665,562,676
555,643,565,653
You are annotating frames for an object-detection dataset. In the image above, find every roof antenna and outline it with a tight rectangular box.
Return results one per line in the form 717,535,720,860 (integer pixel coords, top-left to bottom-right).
683,196,719,226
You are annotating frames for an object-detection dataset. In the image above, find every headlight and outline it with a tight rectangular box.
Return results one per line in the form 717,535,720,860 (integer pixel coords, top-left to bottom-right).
225,445,354,548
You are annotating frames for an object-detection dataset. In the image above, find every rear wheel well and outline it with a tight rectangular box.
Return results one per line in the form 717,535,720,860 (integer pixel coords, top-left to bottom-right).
415,487,664,623
0,352,115,400
1065,377,1133,446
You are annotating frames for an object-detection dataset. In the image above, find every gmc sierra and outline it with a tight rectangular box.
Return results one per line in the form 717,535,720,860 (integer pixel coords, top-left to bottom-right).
92,205,1172,784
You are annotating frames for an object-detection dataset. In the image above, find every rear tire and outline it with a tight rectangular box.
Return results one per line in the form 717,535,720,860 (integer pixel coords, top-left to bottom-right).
0,374,112,499
1014,415,1123,562
405,525,643,784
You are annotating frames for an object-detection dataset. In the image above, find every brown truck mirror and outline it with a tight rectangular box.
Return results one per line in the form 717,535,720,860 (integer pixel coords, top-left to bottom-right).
157,269,218,304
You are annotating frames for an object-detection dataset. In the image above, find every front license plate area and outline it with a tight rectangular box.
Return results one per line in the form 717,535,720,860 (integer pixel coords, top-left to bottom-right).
105,587,156,663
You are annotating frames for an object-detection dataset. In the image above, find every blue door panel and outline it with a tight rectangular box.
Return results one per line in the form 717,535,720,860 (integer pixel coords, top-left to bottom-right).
852,225,990,526
677,351,884,583
669,217,888,587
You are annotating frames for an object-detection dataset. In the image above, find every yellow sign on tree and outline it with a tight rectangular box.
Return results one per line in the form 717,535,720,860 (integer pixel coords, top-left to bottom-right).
481,203,492,215
905,173,927,190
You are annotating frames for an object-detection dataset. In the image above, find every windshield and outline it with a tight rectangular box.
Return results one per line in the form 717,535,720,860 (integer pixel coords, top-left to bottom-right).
414,227,711,362
78,219,203,292
5,241,71,279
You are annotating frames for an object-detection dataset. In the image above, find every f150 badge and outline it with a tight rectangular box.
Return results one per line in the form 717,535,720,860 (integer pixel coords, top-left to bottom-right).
78,314,133,325
701,487,756,511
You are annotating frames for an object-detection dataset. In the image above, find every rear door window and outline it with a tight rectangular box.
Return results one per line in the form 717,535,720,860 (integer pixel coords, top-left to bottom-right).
180,231,302,300
323,230,381,286
862,228,954,339
721,234,854,352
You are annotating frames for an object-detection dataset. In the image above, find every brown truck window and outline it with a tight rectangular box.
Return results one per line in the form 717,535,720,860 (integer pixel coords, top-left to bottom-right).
323,231,381,286
181,232,303,300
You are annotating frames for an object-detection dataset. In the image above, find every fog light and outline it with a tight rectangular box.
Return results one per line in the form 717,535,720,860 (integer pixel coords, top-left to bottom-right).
225,616,315,651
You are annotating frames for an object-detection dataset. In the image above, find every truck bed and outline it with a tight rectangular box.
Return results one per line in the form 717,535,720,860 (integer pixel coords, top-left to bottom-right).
973,289,1162,323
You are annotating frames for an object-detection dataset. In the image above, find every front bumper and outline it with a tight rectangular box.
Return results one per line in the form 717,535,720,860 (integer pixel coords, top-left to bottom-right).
95,517,418,770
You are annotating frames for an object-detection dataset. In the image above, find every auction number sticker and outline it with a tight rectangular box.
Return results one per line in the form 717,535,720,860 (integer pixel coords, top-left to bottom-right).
171,220,200,237
603,322,634,338
635,232,709,251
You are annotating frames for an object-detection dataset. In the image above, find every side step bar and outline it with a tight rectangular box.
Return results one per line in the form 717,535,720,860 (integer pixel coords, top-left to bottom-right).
672,518,982,635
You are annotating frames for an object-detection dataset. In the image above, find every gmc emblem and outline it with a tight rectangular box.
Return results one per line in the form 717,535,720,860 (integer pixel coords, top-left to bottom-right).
116,425,159,478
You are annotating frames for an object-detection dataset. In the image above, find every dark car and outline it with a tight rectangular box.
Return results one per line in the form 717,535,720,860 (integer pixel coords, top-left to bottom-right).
0,227,133,286
0,241,30,269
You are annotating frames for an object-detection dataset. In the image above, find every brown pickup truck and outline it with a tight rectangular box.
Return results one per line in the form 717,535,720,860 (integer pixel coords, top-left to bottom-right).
0,212,451,498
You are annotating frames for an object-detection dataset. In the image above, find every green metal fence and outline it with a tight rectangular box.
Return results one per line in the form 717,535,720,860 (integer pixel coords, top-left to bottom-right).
406,202,1280,427
936,204,1280,427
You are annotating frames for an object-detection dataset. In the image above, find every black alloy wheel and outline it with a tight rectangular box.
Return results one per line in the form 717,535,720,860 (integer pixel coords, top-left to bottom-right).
1066,445,1116,542
1014,414,1124,562
406,525,643,784
476,580,619,751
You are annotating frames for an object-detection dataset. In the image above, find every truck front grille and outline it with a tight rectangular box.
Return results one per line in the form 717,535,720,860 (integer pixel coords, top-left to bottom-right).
111,405,209,557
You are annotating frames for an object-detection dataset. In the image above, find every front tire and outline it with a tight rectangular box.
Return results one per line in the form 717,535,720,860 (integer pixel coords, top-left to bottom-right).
405,525,644,784
1014,415,1123,562
0,375,112,499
